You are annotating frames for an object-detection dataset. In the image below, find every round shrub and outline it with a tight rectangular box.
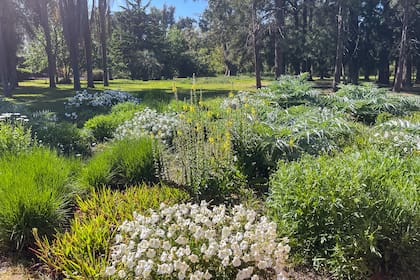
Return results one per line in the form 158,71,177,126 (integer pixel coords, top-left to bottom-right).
34,122,92,156
0,121,32,155
81,137,156,189
268,149,420,279
105,202,290,279
0,147,80,252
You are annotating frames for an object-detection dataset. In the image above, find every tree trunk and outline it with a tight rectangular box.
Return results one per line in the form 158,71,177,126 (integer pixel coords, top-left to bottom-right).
39,0,56,88
59,0,81,90
252,0,261,89
377,48,390,85
394,0,409,92
81,0,94,88
99,0,109,86
403,54,412,87
70,41,81,90
348,6,359,85
0,0,17,97
274,0,285,79
333,1,344,91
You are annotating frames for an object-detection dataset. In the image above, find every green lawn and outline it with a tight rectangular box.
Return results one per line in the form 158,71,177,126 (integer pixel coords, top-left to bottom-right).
3,77,270,114
2,76,418,114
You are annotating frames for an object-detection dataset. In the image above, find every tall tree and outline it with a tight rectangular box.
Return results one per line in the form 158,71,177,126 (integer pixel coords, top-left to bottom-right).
59,0,82,90
98,0,109,86
81,0,94,88
24,0,56,88
251,0,262,89
273,0,285,78
0,0,18,97
393,0,411,92
332,0,344,91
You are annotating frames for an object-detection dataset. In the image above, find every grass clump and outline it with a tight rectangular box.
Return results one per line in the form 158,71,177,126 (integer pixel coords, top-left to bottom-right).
268,148,420,279
84,102,144,142
80,137,156,189
33,185,189,279
0,147,81,252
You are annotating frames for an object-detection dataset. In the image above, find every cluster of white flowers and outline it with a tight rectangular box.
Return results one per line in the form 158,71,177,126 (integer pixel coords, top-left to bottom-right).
0,112,29,123
221,91,266,110
373,119,420,153
66,90,140,108
114,108,179,144
105,201,289,280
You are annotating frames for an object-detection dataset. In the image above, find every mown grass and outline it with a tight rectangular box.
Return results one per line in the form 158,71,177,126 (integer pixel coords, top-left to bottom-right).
6,77,269,114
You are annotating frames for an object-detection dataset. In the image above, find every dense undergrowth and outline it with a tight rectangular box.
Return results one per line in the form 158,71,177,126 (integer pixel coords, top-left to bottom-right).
0,75,419,279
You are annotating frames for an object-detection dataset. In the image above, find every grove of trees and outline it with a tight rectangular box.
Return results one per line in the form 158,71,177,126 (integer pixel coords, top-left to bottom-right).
0,0,419,96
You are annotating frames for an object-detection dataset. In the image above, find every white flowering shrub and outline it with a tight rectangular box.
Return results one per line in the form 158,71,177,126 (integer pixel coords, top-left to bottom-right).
0,112,29,123
64,90,140,121
105,202,289,280
114,108,179,145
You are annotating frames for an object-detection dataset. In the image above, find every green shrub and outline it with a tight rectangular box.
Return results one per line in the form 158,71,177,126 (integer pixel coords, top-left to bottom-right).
84,102,144,142
0,147,81,252
34,185,189,279
268,149,420,279
80,137,156,189
34,122,92,157
0,121,32,155
231,106,358,188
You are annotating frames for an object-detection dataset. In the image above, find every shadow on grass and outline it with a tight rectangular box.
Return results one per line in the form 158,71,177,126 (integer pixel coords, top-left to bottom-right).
2,82,232,114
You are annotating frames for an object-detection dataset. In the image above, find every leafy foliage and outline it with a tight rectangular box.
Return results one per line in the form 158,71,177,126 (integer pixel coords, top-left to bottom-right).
268,149,420,278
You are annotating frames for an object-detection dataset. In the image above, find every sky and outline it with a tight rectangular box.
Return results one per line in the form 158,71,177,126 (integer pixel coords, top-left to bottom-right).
111,0,208,20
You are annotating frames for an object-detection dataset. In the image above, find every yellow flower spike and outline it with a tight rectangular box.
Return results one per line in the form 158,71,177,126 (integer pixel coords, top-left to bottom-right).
251,107,257,116
209,137,215,144
244,103,249,109
289,138,295,148
186,118,192,123
227,120,233,127
177,130,182,136
182,104,188,111
198,101,204,107
226,108,232,114
191,83,197,91
195,123,201,132
206,111,213,118
228,92,235,98
189,106,195,113
179,113,185,120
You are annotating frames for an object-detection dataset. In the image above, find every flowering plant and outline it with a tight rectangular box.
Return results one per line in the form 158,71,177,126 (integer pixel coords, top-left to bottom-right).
114,108,179,145
66,90,140,110
105,202,289,280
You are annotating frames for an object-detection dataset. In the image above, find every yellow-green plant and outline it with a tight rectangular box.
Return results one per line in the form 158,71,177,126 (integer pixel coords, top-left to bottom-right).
33,184,189,279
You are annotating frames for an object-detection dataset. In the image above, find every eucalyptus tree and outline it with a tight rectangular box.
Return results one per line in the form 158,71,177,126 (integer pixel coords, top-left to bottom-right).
332,0,344,91
393,0,417,92
272,0,286,78
59,0,82,90
0,0,18,97
98,0,110,86
81,0,94,88
23,0,56,88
